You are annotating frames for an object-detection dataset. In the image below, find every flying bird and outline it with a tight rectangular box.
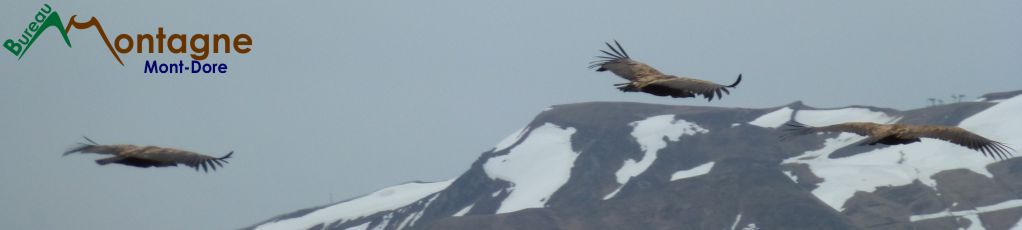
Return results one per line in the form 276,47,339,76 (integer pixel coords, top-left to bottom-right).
588,40,742,101
781,121,1015,160
63,137,233,172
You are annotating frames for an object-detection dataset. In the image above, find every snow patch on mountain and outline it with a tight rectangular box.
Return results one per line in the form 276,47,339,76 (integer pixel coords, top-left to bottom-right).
750,106,895,129
370,213,392,230
749,107,794,128
254,180,454,230
397,194,440,229
605,115,708,199
493,127,528,152
782,170,798,182
785,95,1022,211
794,107,898,126
483,123,579,213
671,161,715,181
730,213,743,230
345,222,369,230
452,204,473,217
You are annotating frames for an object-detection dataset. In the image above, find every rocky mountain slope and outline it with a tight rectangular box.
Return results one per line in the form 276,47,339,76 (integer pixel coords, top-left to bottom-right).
246,90,1022,230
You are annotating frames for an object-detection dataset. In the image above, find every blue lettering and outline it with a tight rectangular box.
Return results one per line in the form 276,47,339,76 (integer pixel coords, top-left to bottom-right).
190,60,228,73
144,60,157,73
145,60,228,74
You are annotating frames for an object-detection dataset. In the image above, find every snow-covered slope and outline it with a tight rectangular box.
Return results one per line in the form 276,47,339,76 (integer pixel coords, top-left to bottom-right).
605,115,708,199
254,180,453,230
248,90,1022,230
482,123,578,213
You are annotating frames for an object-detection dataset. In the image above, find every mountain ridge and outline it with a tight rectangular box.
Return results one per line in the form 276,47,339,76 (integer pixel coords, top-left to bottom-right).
248,89,1022,230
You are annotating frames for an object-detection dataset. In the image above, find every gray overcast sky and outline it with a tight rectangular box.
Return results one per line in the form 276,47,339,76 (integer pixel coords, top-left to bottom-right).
1,0,1020,229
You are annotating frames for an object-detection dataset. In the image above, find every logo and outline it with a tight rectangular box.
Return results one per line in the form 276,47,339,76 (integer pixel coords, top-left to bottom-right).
3,4,71,60
4,4,252,75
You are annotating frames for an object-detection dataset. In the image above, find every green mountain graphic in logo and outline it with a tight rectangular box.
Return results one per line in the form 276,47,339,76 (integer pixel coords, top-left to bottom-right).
3,4,73,60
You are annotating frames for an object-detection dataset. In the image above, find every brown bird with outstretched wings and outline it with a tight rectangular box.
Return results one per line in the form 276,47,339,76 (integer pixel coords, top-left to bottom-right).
64,137,233,172
589,40,742,101
781,121,1015,160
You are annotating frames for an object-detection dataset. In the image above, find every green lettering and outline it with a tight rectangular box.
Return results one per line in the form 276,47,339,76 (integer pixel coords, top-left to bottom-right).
4,39,22,56
16,11,72,60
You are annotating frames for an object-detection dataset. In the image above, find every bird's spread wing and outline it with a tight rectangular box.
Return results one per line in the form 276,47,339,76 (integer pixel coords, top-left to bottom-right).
902,126,1015,160
589,40,662,80
64,141,139,156
814,122,877,136
642,74,742,101
781,121,876,140
134,148,233,172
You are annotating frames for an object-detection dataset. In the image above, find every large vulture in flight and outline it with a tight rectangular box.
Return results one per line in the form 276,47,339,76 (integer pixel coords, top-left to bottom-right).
63,137,233,172
782,121,1015,160
588,40,742,101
